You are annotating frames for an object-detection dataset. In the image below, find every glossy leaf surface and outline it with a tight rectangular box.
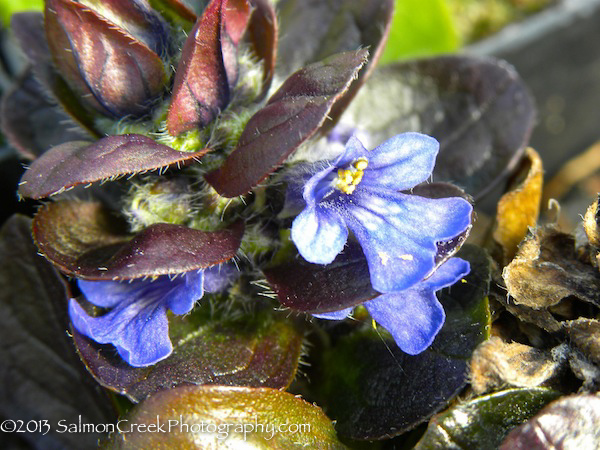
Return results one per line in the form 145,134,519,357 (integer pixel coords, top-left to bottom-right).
107,385,346,448
33,201,244,280
205,49,368,197
338,56,535,199
314,245,491,440
415,388,561,449
500,394,600,449
276,0,394,129
18,134,209,200
73,310,304,402
45,0,167,117
167,0,250,135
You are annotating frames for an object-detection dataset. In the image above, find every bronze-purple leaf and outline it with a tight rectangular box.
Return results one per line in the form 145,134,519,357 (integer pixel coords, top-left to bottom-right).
205,49,369,197
220,0,252,89
32,200,244,280
264,242,379,314
247,0,277,98
18,134,209,200
77,0,170,55
341,56,535,199
276,0,394,129
11,12,100,136
72,311,304,402
166,0,232,135
0,216,116,448
0,69,90,160
45,0,168,117
500,395,600,449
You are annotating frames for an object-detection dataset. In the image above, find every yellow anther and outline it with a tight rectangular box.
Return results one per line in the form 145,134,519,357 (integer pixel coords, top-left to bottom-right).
341,184,356,195
354,157,368,170
334,157,369,195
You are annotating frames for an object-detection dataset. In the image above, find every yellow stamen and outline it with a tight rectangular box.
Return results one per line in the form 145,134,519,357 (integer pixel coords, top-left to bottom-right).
334,157,369,195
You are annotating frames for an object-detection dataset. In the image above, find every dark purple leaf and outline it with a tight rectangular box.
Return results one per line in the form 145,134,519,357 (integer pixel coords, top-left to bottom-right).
75,0,171,55
339,56,536,199
32,200,244,280
415,388,562,449
220,0,252,88
107,385,343,448
313,245,491,440
0,215,115,448
73,311,304,402
0,69,90,160
500,395,600,449
45,0,167,117
18,134,209,200
264,242,378,314
276,0,394,128
11,12,100,136
247,0,278,98
205,49,368,197
265,184,472,314
167,0,243,135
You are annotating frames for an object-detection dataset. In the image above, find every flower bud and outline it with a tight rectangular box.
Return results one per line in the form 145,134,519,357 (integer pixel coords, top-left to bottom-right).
45,0,169,118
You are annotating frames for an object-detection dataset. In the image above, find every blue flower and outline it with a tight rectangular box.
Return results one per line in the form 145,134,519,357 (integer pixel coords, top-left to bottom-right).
314,257,470,354
291,133,472,293
69,265,238,367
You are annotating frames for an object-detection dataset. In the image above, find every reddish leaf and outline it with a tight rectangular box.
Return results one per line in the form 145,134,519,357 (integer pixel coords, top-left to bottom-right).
276,0,394,129
247,0,277,98
205,49,368,197
221,0,252,88
264,243,378,314
45,0,167,117
72,311,304,402
75,0,170,55
18,134,209,200
11,12,100,136
167,0,244,135
32,201,244,280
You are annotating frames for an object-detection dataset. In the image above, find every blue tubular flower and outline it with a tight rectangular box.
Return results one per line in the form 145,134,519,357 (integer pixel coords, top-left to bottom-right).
69,265,238,367
315,257,470,354
291,133,472,293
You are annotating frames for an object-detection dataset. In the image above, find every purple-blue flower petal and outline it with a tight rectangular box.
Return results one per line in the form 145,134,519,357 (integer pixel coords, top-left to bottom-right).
313,307,353,320
344,190,472,292
361,132,439,191
364,257,470,354
291,205,349,265
69,296,173,367
335,134,369,167
71,271,207,366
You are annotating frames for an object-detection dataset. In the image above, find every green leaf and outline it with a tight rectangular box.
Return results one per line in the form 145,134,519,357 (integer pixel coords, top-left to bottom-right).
415,388,562,449
0,0,43,25
107,385,347,449
380,0,459,64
